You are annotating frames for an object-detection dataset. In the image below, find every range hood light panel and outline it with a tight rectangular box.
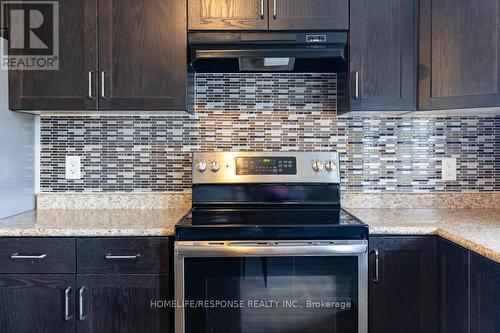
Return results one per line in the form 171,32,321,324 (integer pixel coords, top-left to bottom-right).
264,58,291,67
239,57,296,71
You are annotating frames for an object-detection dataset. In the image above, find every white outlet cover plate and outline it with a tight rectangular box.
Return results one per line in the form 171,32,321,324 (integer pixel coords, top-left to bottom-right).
65,156,81,180
441,157,457,181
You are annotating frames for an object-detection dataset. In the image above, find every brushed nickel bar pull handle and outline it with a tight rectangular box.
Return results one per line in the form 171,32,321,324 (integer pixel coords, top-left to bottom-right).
64,287,72,321
101,71,106,98
354,71,360,99
105,254,141,260
373,249,379,283
88,71,93,99
78,287,87,321
260,0,264,19
273,0,277,19
10,253,47,259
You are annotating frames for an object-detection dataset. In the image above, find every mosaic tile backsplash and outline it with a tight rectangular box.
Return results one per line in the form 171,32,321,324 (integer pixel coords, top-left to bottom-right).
40,73,500,193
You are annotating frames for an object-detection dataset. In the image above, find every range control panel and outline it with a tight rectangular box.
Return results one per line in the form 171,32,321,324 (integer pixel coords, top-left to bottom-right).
236,157,297,175
192,152,340,184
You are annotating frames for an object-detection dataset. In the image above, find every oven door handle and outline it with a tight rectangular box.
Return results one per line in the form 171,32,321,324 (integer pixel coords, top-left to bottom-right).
175,240,367,257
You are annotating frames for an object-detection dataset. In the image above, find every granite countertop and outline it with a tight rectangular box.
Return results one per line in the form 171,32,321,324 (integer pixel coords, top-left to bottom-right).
0,207,498,263
0,208,190,237
346,208,500,263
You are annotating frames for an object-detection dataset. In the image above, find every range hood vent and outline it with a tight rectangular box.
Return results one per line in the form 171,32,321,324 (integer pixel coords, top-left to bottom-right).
189,32,348,73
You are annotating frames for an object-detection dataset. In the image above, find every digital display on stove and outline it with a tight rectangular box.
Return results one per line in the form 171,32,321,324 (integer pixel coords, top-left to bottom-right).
236,157,297,175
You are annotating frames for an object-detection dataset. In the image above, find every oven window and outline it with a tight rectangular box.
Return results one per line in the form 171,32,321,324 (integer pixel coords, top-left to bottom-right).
184,256,358,333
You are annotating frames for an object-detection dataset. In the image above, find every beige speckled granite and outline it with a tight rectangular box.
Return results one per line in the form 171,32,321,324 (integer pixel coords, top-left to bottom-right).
342,192,500,209
345,208,500,263
4,194,500,263
37,192,192,210
37,192,499,210
0,208,190,236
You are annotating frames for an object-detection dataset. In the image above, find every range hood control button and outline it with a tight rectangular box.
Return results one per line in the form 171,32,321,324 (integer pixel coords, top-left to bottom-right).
306,34,327,43
210,161,220,173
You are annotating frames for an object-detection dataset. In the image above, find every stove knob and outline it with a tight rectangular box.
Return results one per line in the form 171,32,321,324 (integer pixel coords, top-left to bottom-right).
324,160,337,172
311,160,324,172
210,161,220,173
196,161,207,173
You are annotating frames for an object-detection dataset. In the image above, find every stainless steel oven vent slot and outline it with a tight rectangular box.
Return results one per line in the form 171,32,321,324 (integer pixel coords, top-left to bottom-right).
273,241,315,246
207,242,225,246
229,241,269,247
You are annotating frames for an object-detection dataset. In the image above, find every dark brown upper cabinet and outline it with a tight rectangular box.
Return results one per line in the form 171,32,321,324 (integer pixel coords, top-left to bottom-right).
419,0,500,110
98,0,186,110
9,0,187,112
188,0,268,30
349,0,417,111
269,0,348,30
9,0,97,110
188,0,348,31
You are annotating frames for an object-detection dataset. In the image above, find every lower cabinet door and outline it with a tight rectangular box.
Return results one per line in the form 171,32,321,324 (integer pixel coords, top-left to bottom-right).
368,236,438,333
438,239,469,333
76,275,170,333
470,253,500,333
0,274,76,333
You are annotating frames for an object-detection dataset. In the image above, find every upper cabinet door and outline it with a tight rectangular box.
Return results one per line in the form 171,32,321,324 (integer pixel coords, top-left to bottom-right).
188,0,269,30
419,0,500,110
350,0,416,111
8,0,97,110
98,0,187,111
269,0,348,30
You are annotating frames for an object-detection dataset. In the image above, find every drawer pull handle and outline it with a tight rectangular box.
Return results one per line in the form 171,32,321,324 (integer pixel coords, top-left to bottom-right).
64,287,72,321
79,287,87,321
10,253,47,260
105,254,140,260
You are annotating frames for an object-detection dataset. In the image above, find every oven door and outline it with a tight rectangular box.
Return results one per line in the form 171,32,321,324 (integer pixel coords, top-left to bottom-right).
175,240,367,333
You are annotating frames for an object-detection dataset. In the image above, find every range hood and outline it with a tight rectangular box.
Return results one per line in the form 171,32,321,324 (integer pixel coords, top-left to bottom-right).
189,31,347,73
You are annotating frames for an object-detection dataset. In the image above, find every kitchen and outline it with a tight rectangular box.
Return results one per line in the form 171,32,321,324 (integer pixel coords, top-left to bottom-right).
0,0,498,332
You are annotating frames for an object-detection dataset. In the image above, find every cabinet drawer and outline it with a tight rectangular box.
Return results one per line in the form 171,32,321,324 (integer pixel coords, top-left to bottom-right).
0,238,76,273
77,238,169,274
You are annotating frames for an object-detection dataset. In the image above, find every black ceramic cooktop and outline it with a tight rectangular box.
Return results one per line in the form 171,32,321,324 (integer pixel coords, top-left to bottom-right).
175,208,368,241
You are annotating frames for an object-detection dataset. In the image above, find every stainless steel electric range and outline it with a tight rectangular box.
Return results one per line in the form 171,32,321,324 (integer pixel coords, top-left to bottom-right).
175,152,368,333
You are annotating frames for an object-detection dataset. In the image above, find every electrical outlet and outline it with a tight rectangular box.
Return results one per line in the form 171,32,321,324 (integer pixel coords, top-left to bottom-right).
65,156,81,180
441,157,457,181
